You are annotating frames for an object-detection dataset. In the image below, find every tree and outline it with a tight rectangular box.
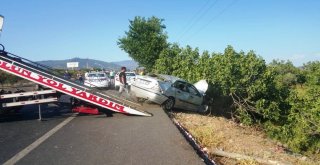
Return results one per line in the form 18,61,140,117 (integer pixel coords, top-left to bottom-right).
118,16,168,71
0,70,22,86
276,86,320,154
171,45,199,82
153,43,319,153
296,73,306,87
0,70,8,87
207,46,284,124
303,61,320,86
269,60,300,87
153,43,181,75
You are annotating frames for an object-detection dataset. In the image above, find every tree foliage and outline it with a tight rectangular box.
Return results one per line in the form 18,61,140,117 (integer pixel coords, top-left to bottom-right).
121,16,319,155
304,61,320,86
153,44,320,154
153,43,181,75
0,70,22,86
118,16,168,71
269,60,300,87
283,87,320,154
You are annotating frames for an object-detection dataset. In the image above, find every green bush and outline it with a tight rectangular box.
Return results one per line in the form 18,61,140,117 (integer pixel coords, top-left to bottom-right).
153,45,320,154
0,70,22,86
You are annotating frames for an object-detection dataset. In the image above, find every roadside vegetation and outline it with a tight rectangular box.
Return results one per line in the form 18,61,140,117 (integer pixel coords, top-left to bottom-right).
0,70,23,87
118,16,320,163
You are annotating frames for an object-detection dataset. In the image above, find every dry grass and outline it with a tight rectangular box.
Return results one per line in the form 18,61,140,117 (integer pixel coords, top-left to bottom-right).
237,159,259,165
188,125,223,148
173,112,319,165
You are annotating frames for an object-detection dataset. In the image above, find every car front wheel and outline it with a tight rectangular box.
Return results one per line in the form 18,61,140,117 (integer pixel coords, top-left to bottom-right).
162,97,175,111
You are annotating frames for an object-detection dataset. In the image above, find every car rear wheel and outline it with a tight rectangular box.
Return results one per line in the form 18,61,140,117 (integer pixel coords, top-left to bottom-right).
162,97,175,111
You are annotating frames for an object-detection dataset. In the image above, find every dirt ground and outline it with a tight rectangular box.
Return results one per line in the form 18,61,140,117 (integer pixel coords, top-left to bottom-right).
172,112,319,165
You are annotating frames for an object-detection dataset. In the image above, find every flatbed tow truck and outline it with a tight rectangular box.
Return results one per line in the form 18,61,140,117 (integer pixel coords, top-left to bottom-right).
0,44,152,117
0,44,151,117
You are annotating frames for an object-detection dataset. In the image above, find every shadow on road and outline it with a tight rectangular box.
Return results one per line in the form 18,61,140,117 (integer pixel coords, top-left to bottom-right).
0,103,73,123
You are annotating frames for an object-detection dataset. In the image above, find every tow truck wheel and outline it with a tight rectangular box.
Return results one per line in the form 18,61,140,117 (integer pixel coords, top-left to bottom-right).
162,97,175,111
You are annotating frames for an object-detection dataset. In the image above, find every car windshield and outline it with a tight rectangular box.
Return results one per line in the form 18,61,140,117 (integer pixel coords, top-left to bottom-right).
159,81,172,91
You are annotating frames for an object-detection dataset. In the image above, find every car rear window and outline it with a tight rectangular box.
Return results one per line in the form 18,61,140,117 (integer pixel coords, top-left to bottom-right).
97,74,105,77
88,73,105,78
126,73,136,76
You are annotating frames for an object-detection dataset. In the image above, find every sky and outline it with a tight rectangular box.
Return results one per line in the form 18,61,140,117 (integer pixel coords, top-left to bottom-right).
0,0,319,66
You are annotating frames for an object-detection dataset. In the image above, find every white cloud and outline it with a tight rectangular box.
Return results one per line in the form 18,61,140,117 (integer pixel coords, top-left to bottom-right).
289,54,306,61
288,53,320,66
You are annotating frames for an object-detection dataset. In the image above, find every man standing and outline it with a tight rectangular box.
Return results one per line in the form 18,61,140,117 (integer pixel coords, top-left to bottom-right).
118,67,129,98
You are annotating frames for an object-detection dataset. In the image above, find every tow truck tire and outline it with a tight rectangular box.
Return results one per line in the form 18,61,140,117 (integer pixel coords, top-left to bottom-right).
162,97,175,111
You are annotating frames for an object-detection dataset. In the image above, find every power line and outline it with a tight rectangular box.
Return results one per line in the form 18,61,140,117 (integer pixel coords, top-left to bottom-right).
184,0,238,42
177,0,211,40
178,0,219,42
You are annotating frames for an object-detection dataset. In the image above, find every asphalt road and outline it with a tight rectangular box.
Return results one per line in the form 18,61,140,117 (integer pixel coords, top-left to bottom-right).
0,94,205,165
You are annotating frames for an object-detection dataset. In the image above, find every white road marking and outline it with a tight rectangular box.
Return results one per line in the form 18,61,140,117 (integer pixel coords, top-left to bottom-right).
3,114,77,165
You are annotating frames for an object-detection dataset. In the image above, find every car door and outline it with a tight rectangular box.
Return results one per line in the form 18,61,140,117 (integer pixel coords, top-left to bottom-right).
170,81,190,109
185,84,203,111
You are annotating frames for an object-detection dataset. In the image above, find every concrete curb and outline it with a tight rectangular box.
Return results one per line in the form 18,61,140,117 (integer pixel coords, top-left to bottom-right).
169,113,217,165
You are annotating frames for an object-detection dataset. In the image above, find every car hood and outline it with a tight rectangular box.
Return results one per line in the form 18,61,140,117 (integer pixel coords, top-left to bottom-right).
193,80,208,95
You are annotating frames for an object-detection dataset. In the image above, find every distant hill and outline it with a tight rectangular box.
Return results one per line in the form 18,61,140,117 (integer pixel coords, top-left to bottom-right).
36,58,139,71
112,60,139,71
37,58,120,70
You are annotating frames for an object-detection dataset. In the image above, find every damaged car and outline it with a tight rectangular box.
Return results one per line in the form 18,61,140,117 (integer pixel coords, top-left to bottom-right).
131,74,209,114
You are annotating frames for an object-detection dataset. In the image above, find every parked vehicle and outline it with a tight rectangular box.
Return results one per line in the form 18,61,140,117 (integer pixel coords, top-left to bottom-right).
84,71,110,88
131,74,209,114
114,72,136,89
